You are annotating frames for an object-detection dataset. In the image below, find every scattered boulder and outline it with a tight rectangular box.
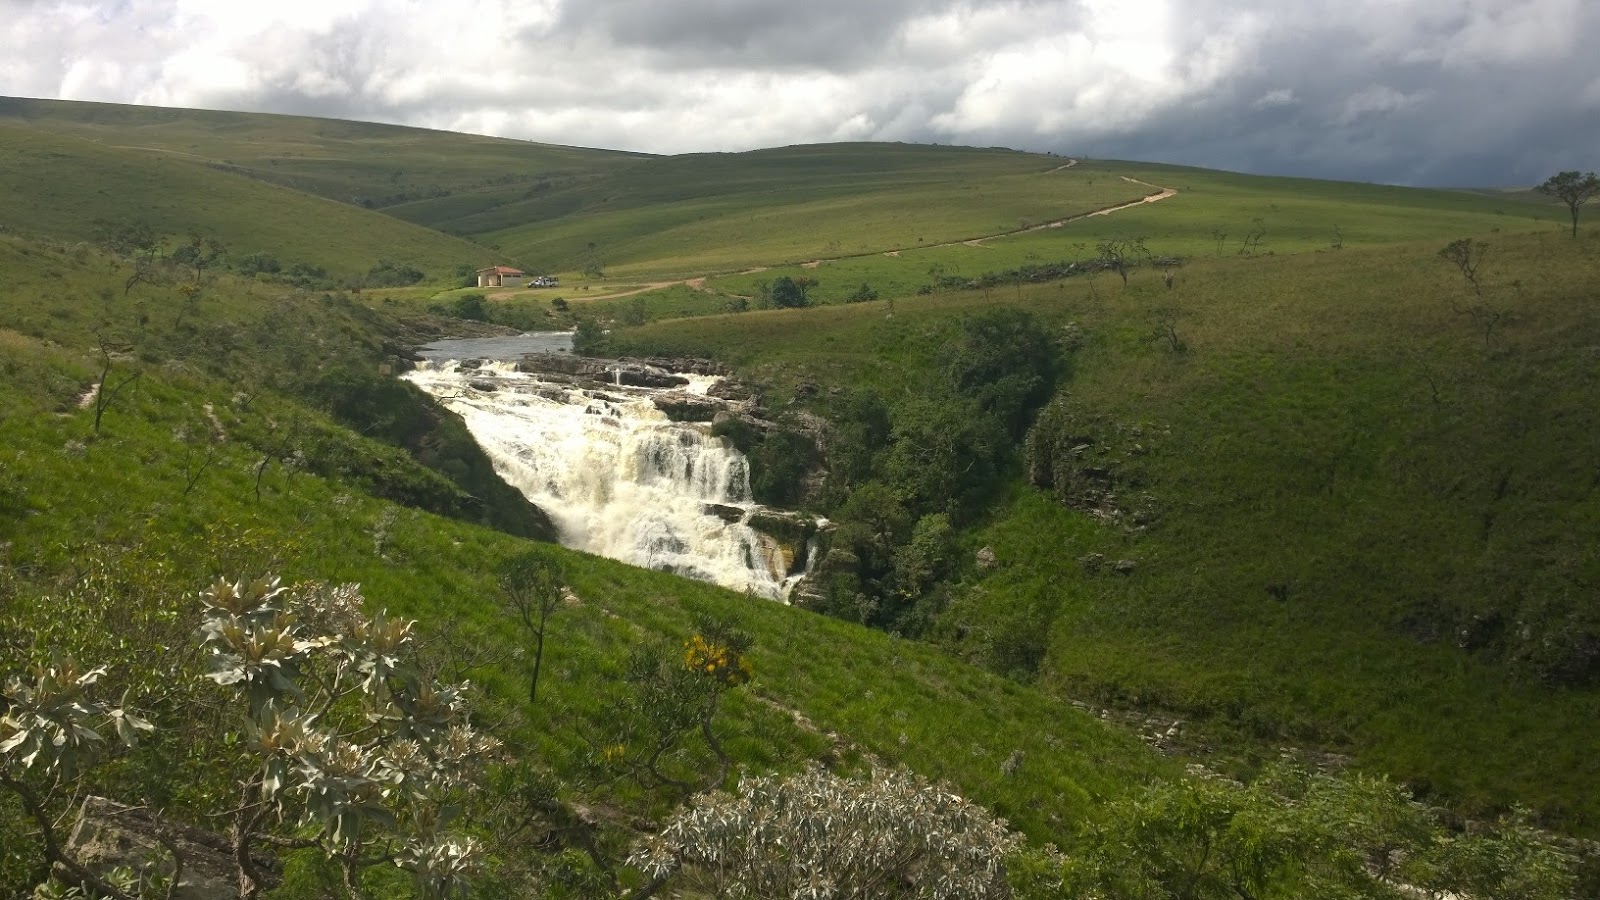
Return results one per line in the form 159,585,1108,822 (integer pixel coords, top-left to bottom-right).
614,367,689,389
469,379,498,393
653,393,721,422
634,356,729,376
1113,559,1137,576
707,380,759,404
976,546,998,570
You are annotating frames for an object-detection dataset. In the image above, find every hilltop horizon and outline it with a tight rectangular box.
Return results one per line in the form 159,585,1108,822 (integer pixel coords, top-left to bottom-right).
0,93,1557,191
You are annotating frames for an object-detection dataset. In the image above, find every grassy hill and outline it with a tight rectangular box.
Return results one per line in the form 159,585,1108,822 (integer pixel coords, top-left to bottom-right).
1,98,1594,893
401,144,1152,277
607,224,1600,831
0,121,512,278
0,95,647,209
0,228,1174,897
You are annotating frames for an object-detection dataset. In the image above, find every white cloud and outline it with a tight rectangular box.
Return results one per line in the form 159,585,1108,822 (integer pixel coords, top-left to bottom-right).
1336,84,1425,125
1251,88,1295,109
1,0,1597,183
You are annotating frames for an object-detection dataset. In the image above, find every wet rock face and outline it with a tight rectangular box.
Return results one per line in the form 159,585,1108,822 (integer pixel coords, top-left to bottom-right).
745,508,819,546
702,502,746,523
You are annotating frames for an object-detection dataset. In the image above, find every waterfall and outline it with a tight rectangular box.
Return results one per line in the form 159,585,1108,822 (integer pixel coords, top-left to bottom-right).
404,357,803,599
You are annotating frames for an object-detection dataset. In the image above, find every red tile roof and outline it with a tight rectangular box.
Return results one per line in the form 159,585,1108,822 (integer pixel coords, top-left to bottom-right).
477,265,525,275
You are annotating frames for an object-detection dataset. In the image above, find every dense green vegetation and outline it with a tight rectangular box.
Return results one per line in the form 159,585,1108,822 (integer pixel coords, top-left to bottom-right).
611,227,1600,832
2,96,1595,896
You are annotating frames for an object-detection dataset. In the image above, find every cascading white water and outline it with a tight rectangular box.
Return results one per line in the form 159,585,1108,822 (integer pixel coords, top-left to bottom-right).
405,358,799,599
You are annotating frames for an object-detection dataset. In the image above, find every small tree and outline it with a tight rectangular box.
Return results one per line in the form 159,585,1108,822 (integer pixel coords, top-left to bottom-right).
769,276,813,308
494,552,565,705
1095,237,1149,286
1239,217,1267,256
845,283,879,303
572,318,607,356
1439,237,1489,295
91,328,143,435
594,618,752,799
1536,170,1600,238
170,230,227,282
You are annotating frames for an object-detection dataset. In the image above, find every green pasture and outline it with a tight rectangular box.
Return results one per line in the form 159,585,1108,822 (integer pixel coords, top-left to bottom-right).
0,123,499,277
691,161,1558,307
0,95,646,209
454,148,1141,277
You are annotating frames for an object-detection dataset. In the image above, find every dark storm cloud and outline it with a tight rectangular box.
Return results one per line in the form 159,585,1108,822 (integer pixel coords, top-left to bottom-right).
552,0,971,70
3,0,1597,185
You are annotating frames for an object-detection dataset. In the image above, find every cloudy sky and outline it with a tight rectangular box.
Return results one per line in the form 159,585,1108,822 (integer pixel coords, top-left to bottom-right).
3,0,1598,186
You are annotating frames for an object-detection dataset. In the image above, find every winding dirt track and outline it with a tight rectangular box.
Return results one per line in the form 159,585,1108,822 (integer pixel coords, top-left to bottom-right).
497,159,1177,302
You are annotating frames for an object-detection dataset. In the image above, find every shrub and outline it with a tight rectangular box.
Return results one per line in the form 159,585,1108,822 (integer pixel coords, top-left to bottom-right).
630,764,1022,899
235,251,281,275
365,259,425,287
845,282,879,303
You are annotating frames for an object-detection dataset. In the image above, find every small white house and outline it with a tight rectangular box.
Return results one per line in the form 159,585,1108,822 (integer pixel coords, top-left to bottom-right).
476,265,525,287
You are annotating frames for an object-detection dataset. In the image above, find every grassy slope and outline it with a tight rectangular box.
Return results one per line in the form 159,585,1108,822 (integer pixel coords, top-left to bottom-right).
0,122,511,277
0,363,1164,842
0,231,1170,889
610,216,1600,832
686,160,1556,306
4,96,1592,835
0,95,648,209
420,146,1152,277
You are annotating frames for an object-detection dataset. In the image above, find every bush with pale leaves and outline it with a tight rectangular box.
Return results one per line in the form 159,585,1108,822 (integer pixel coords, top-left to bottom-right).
630,764,1023,899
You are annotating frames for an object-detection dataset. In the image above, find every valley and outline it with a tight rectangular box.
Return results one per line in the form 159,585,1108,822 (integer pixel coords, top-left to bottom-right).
0,96,1595,898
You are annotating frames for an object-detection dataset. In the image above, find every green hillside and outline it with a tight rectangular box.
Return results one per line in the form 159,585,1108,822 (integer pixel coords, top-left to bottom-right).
392,144,1147,277
0,98,1593,896
607,226,1600,830
0,95,647,208
0,122,510,278
676,160,1555,306
0,228,1182,898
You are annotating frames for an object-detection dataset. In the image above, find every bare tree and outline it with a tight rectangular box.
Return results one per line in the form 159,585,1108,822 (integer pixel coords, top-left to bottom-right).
495,552,566,705
91,330,142,435
1239,218,1267,256
1536,171,1600,238
1209,225,1229,257
1153,304,1187,353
